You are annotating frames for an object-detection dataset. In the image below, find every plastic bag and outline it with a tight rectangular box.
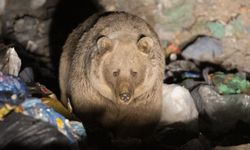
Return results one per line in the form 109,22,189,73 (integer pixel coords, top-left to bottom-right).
0,72,30,119
0,112,73,150
155,84,199,146
0,72,30,103
160,84,198,125
0,47,21,76
209,72,250,95
21,98,85,144
191,85,250,133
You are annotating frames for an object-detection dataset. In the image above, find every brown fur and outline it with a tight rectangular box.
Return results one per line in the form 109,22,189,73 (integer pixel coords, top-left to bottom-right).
59,11,164,137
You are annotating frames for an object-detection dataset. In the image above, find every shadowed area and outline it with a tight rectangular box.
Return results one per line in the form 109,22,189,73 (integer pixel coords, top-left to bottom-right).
49,0,100,96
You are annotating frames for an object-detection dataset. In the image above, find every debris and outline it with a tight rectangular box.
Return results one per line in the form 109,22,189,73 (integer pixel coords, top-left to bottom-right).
0,47,21,76
0,72,30,119
182,36,223,62
28,82,57,99
0,72,30,103
210,72,250,95
69,121,86,140
0,104,14,119
160,84,198,125
19,67,34,83
169,53,177,61
41,97,76,120
165,60,200,82
156,84,199,148
191,85,250,133
181,79,205,91
166,60,199,72
21,98,81,144
165,43,181,55
182,71,201,79
0,112,73,150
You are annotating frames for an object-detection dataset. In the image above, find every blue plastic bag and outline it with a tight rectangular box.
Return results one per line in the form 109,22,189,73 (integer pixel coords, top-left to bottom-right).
0,72,30,105
21,98,81,144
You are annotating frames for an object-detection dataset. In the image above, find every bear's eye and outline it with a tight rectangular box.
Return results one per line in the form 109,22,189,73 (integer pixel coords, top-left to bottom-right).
113,69,120,77
131,70,137,77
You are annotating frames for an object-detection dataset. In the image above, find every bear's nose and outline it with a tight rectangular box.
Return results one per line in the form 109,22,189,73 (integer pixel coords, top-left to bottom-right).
119,92,131,102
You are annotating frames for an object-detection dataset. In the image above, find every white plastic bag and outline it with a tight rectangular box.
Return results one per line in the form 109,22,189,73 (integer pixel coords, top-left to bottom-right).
0,47,21,76
160,84,198,125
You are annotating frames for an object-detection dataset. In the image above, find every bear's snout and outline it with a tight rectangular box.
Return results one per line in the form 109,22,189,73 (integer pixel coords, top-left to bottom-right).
116,80,133,103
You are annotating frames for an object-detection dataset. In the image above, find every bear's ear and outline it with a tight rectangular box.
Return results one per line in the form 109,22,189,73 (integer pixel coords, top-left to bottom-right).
97,36,113,55
137,36,153,54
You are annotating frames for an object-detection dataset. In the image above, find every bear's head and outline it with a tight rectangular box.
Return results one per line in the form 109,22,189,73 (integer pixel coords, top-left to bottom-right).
89,31,161,104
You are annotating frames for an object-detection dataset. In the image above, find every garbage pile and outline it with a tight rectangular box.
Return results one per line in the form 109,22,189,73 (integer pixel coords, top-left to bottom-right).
0,45,86,150
160,35,250,149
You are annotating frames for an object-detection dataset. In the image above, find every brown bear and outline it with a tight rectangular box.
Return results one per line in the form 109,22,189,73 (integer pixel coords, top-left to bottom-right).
59,11,164,138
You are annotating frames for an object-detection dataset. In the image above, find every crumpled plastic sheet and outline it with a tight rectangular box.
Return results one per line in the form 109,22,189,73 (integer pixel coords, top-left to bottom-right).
69,121,86,140
0,47,21,76
160,84,198,125
191,84,250,133
0,72,30,105
182,36,223,62
0,112,73,150
209,72,250,95
21,98,78,144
